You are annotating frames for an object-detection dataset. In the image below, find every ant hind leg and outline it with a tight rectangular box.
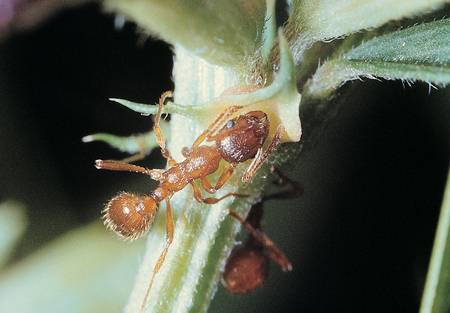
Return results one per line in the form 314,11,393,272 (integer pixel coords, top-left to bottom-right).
140,197,174,312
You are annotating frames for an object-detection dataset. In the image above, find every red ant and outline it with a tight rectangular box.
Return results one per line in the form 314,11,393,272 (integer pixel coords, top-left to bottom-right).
94,90,284,311
222,167,302,294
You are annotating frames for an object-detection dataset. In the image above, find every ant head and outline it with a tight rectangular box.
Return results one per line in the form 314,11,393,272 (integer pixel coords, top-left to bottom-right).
222,245,270,294
103,192,157,240
216,111,270,164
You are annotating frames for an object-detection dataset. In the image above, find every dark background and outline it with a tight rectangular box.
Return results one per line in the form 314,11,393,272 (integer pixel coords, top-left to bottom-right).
1,3,449,312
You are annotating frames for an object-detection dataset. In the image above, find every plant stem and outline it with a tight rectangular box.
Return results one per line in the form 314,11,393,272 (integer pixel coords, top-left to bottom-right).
124,44,259,313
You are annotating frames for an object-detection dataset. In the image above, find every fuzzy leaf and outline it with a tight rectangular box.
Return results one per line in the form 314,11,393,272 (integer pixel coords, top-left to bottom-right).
103,0,266,67
285,0,448,63
305,19,450,98
287,0,447,40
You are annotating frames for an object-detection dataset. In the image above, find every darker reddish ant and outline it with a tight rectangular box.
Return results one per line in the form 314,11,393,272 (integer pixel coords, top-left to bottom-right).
94,91,284,311
222,166,302,294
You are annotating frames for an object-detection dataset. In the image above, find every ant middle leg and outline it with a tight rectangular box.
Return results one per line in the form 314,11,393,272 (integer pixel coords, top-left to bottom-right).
190,182,248,204
199,163,238,194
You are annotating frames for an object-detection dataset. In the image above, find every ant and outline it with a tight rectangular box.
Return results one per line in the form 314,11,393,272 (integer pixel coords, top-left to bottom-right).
222,166,302,294
94,90,284,311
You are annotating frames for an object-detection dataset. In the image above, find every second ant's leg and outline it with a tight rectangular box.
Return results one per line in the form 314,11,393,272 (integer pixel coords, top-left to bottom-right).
140,198,174,313
264,166,303,201
242,124,284,183
190,182,248,204
154,91,176,166
227,209,292,272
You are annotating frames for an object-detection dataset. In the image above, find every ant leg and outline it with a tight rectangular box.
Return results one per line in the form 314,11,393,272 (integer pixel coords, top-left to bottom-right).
199,176,215,194
214,163,238,190
242,124,284,183
140,198,174,313
264,166,303,201
154,91,176,166
95,159,165,181
227,209,292,271
119,140,147,164
190,182,248,204
183,105,243,157
199,163,238,194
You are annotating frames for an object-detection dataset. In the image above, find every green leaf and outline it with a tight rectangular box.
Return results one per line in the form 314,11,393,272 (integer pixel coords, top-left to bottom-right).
286,0,447,44
82,120,171,155
304,19,450,98
420,165,450,313
103,0,266,68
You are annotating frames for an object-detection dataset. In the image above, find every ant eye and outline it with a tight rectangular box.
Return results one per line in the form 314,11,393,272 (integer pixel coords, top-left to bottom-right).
226,120,235,129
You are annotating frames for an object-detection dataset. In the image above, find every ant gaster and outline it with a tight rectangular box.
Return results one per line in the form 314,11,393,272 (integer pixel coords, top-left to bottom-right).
95,90,283,311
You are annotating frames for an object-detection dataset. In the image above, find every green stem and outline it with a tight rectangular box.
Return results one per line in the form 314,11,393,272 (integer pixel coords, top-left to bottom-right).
124,44,259,313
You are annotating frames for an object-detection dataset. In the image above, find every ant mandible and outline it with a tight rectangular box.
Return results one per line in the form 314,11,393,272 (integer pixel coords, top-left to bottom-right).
222,166,302,294
95,90,283,311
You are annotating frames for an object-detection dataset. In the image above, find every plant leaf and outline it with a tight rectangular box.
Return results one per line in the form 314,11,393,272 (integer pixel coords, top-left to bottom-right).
103,0,266,68
420,165,450,313
82,120,170,155
304,19,450,98
285,0,448,63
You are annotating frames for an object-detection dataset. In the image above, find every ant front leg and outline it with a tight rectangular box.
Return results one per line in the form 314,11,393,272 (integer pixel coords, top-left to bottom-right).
242,124,284,183
154,91,176,166
183,105,243,157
